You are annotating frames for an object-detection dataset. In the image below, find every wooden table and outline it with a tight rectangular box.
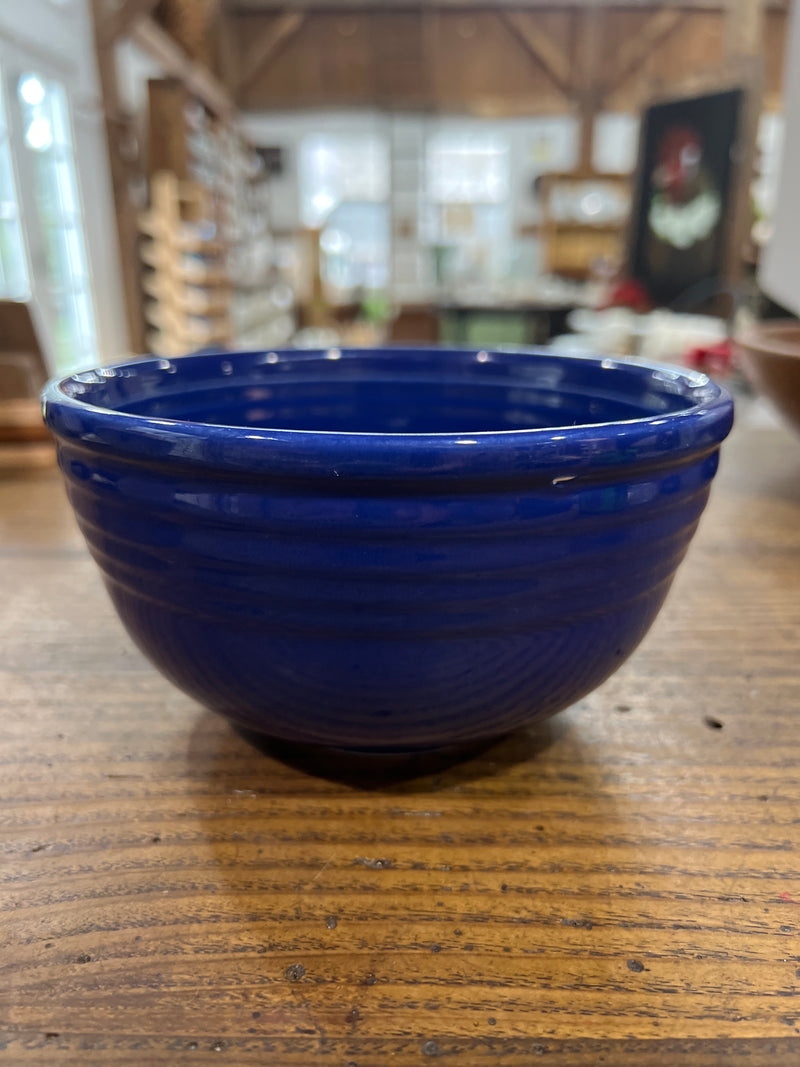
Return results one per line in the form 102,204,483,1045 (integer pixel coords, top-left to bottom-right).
2,396,799,1065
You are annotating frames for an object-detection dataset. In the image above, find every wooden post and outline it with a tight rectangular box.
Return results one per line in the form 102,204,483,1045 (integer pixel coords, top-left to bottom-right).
723,1,765,281
307,229,329,328
573,2,603,173
91,0,145,354
724,0,765,59
421,4,440,113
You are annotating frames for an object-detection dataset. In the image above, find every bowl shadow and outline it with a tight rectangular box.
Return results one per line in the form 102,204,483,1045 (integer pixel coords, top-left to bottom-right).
187,708,571,793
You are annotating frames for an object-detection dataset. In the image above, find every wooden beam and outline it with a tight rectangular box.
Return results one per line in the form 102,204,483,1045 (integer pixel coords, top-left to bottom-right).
573,2,603,173
603,8,687,97
499,10,571,98
236,12,306,98
724,0,765,57
230,0,787,10
129,15,236,119
422,6,440,112
96,0,161,48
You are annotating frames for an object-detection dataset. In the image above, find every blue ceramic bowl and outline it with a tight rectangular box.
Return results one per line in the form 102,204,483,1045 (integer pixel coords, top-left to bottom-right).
43,347,732,751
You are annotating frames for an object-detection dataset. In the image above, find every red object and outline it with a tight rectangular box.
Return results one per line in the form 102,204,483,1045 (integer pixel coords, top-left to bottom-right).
601,278,653,313
654,125,702,202
684,339,733,377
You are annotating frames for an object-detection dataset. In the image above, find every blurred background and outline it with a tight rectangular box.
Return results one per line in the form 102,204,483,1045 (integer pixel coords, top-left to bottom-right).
0,0,795,450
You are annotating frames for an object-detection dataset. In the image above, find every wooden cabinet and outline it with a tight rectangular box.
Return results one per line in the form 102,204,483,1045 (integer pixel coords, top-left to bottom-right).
539,171,631,280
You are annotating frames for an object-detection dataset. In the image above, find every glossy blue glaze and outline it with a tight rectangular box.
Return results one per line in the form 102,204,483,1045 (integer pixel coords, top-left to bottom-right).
43,347,733,750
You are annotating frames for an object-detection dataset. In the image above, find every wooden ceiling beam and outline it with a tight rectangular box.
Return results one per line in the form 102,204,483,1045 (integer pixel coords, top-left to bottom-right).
129,15,236,119
499,11,571,99
235,11,307,98
228,0,788,11
724,0,765,57
602,7,687,96
95,0,162,48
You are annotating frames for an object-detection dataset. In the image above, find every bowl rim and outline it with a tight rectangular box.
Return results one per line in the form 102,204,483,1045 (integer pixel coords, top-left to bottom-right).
42,346,734,482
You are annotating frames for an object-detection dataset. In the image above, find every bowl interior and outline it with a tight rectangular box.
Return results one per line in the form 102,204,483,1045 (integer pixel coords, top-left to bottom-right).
63,348,700,436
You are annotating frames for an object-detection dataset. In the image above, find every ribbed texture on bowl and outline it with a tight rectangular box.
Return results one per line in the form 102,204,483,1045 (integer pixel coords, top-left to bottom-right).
58,445,715,748
45,348,732,750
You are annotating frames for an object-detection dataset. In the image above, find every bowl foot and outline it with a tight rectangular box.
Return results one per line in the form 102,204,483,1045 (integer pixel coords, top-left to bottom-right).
234,727,506,787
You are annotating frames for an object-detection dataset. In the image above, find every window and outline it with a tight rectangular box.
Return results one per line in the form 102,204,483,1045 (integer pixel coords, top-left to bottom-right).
0,75,29,300
426,131,512,288
593,113,640,175
319,201,390,291
753,113,784,232
17,71,97,372
299,134,390,294
427,132,509,204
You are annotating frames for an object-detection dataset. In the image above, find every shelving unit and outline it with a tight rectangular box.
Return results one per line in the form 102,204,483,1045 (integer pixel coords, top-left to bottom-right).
140,79,295,356
539,171,631,279
138,172,231,357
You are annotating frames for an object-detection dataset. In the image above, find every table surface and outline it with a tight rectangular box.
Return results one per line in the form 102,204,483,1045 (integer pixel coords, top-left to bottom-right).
2,396,799,1066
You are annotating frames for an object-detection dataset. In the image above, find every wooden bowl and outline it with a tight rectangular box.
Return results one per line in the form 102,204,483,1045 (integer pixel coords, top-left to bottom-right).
736,319,800,434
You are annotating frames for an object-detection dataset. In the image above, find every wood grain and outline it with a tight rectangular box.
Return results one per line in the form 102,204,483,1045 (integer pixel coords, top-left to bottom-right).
233,7,788,115
2,395,800,1064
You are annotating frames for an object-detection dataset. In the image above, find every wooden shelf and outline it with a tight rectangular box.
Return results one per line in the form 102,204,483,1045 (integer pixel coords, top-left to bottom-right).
139,171,233,355
549,221,627,233
0,440,55,471
539,170,631,280
0,399,51,444
140,79,294,355
138,213,227,256
141,275,230,316
140,242,230,287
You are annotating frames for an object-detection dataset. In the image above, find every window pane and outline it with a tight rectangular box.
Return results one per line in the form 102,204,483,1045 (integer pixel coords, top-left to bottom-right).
300,134,389,226
18,71,97,372
48,82,73,149
593,113,639,174
426,131,511,287
321,201,390,291
300,133,390,293
0,80,30,299
427,133,509,204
